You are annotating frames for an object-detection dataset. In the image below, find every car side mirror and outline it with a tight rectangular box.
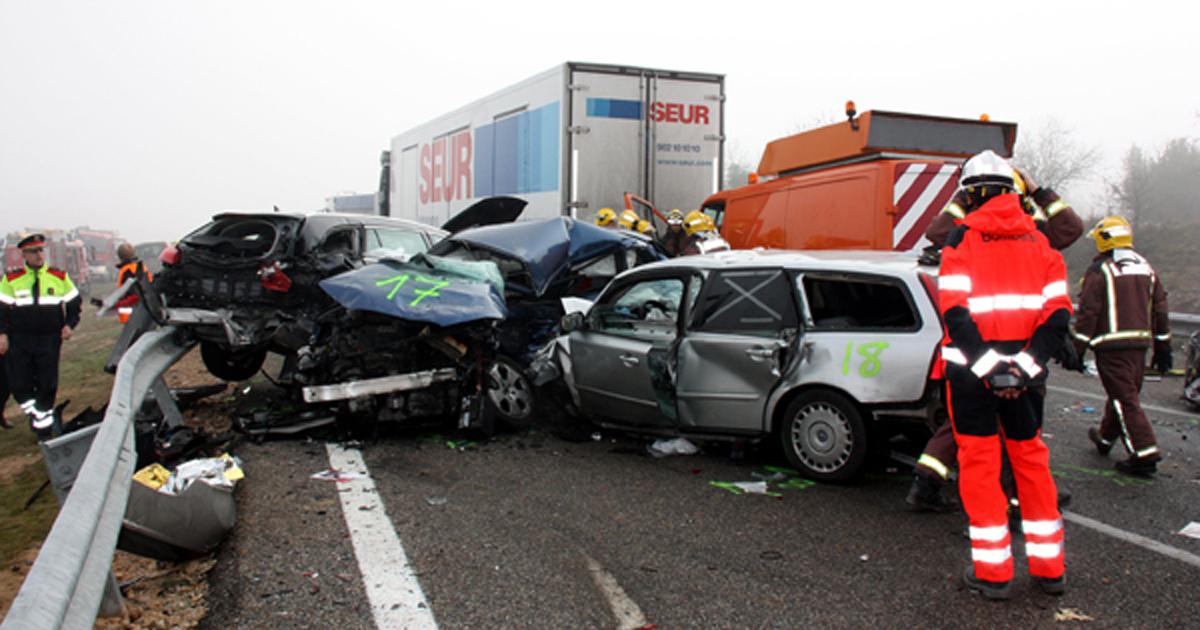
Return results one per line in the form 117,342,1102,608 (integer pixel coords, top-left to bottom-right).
561,311,585,333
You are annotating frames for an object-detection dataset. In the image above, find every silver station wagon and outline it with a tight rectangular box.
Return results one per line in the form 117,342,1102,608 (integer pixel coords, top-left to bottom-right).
556,250,945,481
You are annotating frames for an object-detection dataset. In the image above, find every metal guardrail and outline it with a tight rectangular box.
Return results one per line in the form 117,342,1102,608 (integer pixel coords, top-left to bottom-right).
2,327,194,630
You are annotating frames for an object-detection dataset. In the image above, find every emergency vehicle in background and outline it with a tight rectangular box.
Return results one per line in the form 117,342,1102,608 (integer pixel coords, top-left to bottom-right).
701,107,1018,252
71,227,121,280
3,230,91,296
383,62,725,227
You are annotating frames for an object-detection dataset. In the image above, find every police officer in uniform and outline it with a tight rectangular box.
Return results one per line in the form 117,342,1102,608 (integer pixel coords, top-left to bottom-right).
0,234,82,437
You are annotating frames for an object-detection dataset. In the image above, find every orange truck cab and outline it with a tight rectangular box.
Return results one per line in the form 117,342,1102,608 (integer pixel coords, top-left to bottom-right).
702,110,1017,252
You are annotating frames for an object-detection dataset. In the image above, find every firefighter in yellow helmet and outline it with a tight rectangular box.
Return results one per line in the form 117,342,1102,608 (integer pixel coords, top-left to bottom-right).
680,210,729,256
660,209,688,257
1072,215,1170,476
595,207,617,228
617,208,640,231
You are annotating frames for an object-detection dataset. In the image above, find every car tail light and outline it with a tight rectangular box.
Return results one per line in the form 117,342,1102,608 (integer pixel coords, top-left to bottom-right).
259,261,292,292
160,244,181,266
918,270,945,380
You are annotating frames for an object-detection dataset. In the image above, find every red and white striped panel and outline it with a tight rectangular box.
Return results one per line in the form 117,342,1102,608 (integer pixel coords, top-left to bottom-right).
892,162,959,251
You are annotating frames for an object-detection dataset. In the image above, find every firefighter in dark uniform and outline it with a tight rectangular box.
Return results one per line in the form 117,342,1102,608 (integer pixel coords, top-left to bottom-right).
1073,216,1170,476
114,242,152,324
908,163,1084,511
936,150,1071,598
0,234,82,437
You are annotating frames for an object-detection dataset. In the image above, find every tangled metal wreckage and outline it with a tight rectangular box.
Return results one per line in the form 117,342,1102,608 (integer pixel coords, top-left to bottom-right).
123,203,664,436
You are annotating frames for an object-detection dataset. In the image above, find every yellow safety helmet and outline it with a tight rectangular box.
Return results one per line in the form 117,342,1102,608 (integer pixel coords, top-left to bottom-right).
1089,215,1133,253
683,210,714,236
595,207,617,227
666,208,684,226
618,209,640,230
635,219,654,235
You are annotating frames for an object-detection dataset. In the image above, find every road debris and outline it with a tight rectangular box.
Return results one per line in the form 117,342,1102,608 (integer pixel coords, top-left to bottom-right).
425,496,448,506
1054,608,1094,622
1178,522,1200,540
709,481,781,497
310,468,367,482
648,437,699,458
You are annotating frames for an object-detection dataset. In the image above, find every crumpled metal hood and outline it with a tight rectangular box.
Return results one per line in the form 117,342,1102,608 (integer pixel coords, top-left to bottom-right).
319,257,507,327
442,217,647,296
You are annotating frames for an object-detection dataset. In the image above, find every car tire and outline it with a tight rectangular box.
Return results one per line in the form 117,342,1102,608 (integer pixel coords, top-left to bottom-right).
486,355,539,430
778,389,868,482
200,341,267,382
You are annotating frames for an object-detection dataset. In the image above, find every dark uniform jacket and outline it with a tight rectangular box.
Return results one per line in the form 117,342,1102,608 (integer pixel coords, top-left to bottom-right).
926,187,1083,251
1072,249,1170,353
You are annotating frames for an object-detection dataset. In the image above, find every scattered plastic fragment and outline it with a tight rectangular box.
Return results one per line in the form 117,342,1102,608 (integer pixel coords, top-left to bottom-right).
1054,608,1094,622
311,468,367,482
776,477,816,491
648,437,699,458
160,454,244,494
709,480,782,497
859,554,869,562
1178,522,1200,540
425,496,448,506
445,439,475,450
591,432,603,441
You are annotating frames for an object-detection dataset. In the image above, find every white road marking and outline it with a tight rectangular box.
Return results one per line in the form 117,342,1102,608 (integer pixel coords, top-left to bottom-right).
1047,384,1199,420
585,554,648,630
1063,510,1200,570
327,443,438,630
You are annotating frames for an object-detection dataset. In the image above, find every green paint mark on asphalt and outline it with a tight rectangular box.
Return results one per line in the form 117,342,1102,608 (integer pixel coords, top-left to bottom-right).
1052,463,1153,487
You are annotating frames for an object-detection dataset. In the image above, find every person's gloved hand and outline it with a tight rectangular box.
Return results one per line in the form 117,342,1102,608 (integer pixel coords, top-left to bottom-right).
917,245,941,267
985,365,1026,400
1054,339,1085,373
1151,340,1173,373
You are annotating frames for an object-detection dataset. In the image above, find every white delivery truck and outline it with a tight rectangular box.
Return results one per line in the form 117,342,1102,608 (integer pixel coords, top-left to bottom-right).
386,62,725,227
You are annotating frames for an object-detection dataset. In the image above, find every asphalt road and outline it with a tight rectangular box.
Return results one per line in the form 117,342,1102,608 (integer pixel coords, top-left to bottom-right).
200,369,1200,629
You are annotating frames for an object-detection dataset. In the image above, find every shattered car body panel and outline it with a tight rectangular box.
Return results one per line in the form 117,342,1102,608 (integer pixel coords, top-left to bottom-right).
428,217,666,362
558,249,945,480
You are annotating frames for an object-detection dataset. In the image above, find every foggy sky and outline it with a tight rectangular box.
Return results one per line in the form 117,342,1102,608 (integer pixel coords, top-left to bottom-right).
2,0,1197,244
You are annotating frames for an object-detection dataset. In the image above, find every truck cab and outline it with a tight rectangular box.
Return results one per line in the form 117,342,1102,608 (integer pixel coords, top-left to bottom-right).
704,110,1017,253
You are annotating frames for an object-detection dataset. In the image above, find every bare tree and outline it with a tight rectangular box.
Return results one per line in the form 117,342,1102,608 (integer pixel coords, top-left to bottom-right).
1013,117,1102,192
723,139,756,190
1108,139,1200,229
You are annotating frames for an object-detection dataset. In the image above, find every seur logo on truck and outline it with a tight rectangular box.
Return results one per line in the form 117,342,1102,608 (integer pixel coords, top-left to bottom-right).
587,98,710,125
419,129,473,205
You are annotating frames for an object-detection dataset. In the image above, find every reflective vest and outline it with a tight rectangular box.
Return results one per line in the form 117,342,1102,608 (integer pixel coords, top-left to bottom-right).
0,265,82,335
115,259,153,324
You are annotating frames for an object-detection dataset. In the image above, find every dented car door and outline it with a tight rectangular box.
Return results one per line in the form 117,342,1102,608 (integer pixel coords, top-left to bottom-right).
570,274,688,427
675,268,799,433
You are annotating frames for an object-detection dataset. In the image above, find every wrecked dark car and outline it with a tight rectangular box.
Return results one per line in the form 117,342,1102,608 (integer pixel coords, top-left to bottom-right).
156,211,448,381
427,217,667,426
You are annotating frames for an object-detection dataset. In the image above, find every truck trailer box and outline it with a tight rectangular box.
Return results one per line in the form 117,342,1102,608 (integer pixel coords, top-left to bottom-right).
387,62,725,227
703,110,1017,252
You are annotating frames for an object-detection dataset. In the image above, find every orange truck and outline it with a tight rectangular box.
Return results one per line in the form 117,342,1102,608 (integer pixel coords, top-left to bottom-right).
701,108,1017,252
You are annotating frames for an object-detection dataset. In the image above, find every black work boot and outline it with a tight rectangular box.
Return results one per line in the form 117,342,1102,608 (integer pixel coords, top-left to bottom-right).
1035,574,1067,596
906,475,956,513
963,566,1011,600
1115,454,1161,477
1087,427,1114,456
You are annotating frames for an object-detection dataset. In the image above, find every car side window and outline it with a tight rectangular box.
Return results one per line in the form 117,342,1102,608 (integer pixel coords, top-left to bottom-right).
800,274,919,331
689,269,797,336
365,228,430,257
590,277,685,340
318,227,359,256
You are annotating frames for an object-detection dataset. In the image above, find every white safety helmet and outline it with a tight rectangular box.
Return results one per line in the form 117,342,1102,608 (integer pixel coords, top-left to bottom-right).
959,150,1018,192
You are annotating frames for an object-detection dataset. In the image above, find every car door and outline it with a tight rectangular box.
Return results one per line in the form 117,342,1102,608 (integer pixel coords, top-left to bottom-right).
675,268,799,433
570,272,691,426
793,271,937,403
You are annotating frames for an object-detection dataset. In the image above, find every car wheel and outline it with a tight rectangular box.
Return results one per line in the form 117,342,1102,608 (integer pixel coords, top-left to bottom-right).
778,389,868,482
486,355,538,430
200,341,267,382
